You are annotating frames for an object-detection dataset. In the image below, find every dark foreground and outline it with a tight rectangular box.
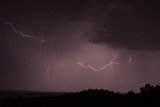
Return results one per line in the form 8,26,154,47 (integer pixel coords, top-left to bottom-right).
1,84,160,107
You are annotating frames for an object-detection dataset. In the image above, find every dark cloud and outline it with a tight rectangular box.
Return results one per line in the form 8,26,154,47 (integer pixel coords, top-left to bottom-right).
1,0,160,91
90,1,160,50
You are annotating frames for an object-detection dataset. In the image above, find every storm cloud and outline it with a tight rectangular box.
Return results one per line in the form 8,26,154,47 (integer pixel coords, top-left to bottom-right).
89,1,160,50
1,0,160,92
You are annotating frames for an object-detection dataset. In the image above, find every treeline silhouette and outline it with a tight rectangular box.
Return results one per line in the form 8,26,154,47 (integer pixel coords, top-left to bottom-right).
0,84,160,107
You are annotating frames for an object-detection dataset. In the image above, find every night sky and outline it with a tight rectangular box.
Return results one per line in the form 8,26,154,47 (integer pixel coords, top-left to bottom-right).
1,0,160,92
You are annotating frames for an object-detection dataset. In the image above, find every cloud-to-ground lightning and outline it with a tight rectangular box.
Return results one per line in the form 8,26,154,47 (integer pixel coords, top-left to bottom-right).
77,55,132,72
46,67,53,91
3,21,54,90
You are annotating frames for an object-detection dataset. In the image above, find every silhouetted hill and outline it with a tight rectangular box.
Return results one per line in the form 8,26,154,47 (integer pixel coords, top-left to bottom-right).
1,84,160,107
0,90,65,99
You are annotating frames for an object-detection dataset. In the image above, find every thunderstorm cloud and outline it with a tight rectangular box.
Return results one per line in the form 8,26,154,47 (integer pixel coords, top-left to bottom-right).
1,0,160,92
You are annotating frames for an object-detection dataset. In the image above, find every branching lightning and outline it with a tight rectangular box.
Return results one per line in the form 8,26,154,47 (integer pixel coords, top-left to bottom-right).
3,21,54,90
77,55,132,72
4,22,53,52
5,22,34,38
2,20,133,90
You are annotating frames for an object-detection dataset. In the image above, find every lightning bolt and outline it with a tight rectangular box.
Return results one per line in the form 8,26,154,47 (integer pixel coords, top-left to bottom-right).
4,22,53,52
46,67,53,91
77,55,132,72
3,21,54,90
5,22,34,38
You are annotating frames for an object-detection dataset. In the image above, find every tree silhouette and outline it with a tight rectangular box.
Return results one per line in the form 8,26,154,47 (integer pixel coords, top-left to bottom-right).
1,83,160,107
